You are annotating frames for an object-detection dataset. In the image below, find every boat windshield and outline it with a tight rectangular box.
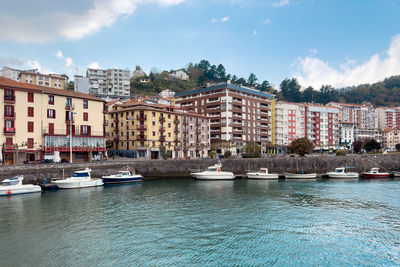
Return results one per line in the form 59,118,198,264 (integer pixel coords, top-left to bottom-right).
336,169,344,173
72,172,90,177
1,178,19,186
208,168,217,172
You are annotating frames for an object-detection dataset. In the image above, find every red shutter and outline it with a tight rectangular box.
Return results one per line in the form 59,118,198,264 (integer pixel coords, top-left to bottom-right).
88,126,91,136
80,125,84,135
28,122,34,132
6,138,12,146
72,125,75,135
28,92,34,102
27,138,34,148
54,110,56,119
47,109,50,118
28,107,34,117
49,123,54,134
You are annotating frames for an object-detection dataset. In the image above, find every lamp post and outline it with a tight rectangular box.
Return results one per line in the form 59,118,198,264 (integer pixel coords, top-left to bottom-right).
69,111,76,163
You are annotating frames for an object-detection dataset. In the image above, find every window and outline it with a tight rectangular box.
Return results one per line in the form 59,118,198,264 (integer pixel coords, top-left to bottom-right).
27,138,34,149
152,121,156,126
48,123,54,134
153,131,156,136
66,111,73,121
66,98,72,108
168,114,171,119
47,109,56,119
28,107,34,117
6,138,13,146
81,125,91,136
168,123,171,128
168,133,171,137
48,95,54,105
5,90,14,100
28,122,34,132
83,100,88,109
152,112,155,117
28,92,34,102
83,112,88,121
5,105,14,116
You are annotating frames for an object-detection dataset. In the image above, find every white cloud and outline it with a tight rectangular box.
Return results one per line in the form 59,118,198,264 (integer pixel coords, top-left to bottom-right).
55,50,64,59
0,0,186,43
294,34,400,89
262,18,271,25
253,30,257,36
273,0,289,7
0,57,53,74
87,62,101,69
220,16,230,22
54,50,84,75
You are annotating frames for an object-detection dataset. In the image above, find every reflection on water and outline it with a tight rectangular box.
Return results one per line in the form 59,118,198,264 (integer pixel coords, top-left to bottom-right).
1,179,400,266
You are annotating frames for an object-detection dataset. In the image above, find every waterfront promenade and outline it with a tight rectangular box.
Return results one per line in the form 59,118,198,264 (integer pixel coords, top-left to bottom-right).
1,154,399,183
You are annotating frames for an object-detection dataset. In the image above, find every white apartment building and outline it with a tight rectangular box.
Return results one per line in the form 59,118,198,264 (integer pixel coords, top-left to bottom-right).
74,75,90,94
274,102,305,146
87,68,131,101
338,122,358,146
375,107,400,130
0,67,37,82
170,70,189,81
327,102,375,130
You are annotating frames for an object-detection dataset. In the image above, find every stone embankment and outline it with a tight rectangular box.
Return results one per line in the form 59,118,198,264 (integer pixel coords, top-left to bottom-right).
0,154,400,184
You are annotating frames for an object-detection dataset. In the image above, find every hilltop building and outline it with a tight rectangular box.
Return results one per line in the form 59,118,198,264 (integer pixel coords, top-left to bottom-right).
132,66,146,78
170,70,189,81
74,75,90,94
0,67,38,82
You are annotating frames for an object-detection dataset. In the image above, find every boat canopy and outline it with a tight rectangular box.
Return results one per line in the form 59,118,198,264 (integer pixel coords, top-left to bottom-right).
72,172,90,177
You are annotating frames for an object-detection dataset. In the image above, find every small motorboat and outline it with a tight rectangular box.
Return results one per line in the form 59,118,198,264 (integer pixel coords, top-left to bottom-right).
326,167,359,179
283,172,317,179
54,168,103,189
102,170,142,184
191,162,235,180
393,171,400,177
362,168,390,179
247,168,279,180
0,176,41,196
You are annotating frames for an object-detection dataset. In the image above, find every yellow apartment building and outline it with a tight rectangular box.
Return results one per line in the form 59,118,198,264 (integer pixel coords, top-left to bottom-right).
109,101,181,159
0,77,106,164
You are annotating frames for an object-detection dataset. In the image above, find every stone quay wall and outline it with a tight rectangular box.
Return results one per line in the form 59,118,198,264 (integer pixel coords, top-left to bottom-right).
0,154,400,184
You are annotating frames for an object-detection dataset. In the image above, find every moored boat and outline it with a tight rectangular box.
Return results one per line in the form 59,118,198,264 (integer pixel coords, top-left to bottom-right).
326,167,359,179
247,168,279,180
283,172,317,179
393,171,400,177
362,168,390,179
0,176,41,196
191,163,235,180
102,170,142,184
54,168,103,189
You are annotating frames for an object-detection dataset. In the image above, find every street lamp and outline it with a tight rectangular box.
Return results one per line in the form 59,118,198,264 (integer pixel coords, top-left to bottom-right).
69,111,77,163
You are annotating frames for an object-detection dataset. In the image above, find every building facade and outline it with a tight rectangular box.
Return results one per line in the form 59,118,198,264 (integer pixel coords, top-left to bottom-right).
87,68,131,101
274,102,305,146
175,82,274,153
382,128,400,149
338,122,358,146
0,77,106,165
375,107,400,130
19,71,68,90
74,75,90,94
170,70,189,81
0,67,37,82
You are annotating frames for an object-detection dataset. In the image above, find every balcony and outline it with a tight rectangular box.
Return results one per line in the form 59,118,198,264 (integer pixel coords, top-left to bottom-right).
174,118,180,124
137,115,147,121
4,127,15,135
4,112,16,119
65,103,74,110
159,135,166,142
159,117,165,123
65,118,75,124
4,95,15,103
136,135,147,141
174,127,179,133
159,127,165,132
183,128,189,134
137,125,147,131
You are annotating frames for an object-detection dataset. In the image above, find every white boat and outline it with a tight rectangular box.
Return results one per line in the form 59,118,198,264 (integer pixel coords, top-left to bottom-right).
54,168,103,189
191,163,235,180
283,172,317,179
0,176,41,196
326,167,359,179
362,168,390,179
247,168,279,179
102,170,142,184
393,171,400,177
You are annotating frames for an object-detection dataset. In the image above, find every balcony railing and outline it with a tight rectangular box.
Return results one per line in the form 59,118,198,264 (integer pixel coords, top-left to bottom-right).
4,127,15,134
137,115,147,121
137,125,147,131
174,119,180,124
4,112,16,118
4,95,15,103
65,103,74,110
159,127,165,132
136,135,147,141
159,117,165,123
159,135,166,142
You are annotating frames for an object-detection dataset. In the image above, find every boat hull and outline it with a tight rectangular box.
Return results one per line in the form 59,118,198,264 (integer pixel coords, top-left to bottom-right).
362,173,390,179
393,171,400,177
247,173,279,179
192,172,235,180
284,173,317,179
102,175,142,184
0,185,41,196
54,179,103,189
327,172,359,179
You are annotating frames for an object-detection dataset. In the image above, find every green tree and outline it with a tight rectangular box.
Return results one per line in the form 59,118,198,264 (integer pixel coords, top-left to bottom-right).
280,78,301,102
259,80,272,92
352,140,363,154
289,138,313,156
363,139,381,152
243,141,261,157
302,86,315,103
247,73,258,87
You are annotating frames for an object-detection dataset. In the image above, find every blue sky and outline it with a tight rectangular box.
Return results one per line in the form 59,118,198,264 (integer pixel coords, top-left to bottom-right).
0,0,399,89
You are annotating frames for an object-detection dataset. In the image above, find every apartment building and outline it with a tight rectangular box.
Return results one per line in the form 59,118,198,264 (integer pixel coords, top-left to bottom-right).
0,67,37,82
273,102,305,146
327,102,375,130
304,104,339,148
87,68,131,101
0,77,106,165
175,82,274,153
382,128,400,149
338,122,358,146
170,70,189,81
19,71,68,90
375,107,400,130
108,101,209,159
74,75,90,94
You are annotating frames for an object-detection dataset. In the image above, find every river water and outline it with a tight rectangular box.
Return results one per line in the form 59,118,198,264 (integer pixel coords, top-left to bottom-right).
1,179,400,266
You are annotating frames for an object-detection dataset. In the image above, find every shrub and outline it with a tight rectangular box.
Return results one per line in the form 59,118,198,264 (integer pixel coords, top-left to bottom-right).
209,150,216,159
224,151,232,159
289,138,313,156
335,150,347,156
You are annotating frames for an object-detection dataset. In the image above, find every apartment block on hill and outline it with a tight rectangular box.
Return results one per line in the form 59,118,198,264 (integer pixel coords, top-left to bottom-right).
87,68,131,101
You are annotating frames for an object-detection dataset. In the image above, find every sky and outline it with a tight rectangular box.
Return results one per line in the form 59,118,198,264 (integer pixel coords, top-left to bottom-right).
0,0,399,89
